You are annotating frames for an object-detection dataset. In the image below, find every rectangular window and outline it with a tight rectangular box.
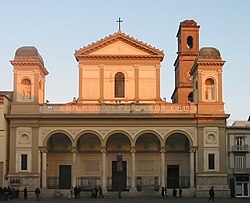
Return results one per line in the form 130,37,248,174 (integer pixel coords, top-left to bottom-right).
235,156,245,172
21,154,27,170
208,154,215,170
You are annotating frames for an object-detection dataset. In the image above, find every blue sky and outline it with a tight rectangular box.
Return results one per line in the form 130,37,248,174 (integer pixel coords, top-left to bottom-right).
0,0,250,123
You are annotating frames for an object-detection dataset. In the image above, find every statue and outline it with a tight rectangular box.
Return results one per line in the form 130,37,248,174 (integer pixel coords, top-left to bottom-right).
23,85,31,100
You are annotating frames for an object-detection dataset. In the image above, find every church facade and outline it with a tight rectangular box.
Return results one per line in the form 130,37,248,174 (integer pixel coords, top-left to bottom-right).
6,20,230,197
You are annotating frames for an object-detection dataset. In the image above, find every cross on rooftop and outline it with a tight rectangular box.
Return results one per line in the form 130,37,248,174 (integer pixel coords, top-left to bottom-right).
116,18,123,32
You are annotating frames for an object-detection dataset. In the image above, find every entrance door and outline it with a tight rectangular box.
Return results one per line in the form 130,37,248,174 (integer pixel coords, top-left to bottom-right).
59,165,71,189
112,161,126,191
167,165,179,188
236,182,249,197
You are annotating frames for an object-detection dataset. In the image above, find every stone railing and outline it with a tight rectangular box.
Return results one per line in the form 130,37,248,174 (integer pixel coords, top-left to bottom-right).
229,145,250,152
39,103,197,114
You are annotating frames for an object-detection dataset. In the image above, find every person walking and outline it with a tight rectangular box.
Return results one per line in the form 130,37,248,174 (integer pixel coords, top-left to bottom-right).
99,186,104,198
35,187,41,201
164,186,168,197
179,187,182,198
208,186,215,201
118,187,122,199
172,188,177,198
161,186,165,198
23,187,27,200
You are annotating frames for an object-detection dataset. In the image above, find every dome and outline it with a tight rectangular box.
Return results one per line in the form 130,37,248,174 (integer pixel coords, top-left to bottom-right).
15,46,44,65
198,47,221,59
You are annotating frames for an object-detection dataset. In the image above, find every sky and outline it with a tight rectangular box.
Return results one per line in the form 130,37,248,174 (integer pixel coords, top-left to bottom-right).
0,0,250,124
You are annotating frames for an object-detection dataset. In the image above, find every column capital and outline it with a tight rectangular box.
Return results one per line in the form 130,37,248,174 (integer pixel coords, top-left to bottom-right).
101,147,107,153
160,147,166,153
39,148,48,153
71,148,77,153
189,147,196,153
133,64,140,68
155,64,161,69
99,64,105,68
131,149,136,153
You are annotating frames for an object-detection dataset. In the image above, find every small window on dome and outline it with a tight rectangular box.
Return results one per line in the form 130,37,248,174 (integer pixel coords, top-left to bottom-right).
187,36,193,49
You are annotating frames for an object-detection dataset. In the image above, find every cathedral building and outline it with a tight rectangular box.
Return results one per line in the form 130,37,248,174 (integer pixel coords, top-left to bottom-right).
6,20,230,197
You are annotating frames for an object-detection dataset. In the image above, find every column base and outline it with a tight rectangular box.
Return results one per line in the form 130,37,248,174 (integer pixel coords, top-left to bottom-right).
129,187,137,193
102,187,108,194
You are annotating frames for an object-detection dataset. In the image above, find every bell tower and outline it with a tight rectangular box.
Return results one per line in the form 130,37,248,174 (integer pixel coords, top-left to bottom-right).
190,47,225,114
171,20,200,103
10,46,49,104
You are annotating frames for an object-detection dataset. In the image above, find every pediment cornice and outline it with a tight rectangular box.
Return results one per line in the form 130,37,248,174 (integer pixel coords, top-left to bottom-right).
75,32,164,61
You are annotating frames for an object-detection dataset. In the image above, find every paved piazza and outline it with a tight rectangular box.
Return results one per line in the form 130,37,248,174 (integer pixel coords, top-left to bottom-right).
4,195,250,203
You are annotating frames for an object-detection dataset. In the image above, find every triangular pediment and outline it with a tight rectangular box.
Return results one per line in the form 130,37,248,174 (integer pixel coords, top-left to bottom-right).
75,32,164,61
89,41,150,56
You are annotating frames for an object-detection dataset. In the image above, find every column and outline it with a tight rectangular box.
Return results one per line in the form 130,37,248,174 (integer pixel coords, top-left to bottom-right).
78,65,83,101
130,148,136,192
217,69,223,102
101,148,107,193
14,70,18,101
34,70,39,102
42,150,47,188
99,65,104,102
155,65,161,101
160,148,166,187
190,149,195,188
134,65,139,101
72,149,77,187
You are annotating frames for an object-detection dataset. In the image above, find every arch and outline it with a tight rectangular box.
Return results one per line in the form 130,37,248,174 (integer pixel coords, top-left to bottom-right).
110,69,128,80
75,130,103,145
104,130,132,146
47,132,72,152
104,130,132,152
135,130,162,152
76,130,102,152
134,130,162,145
43,130,73,147
114,72,125,98
165,133,189,152
164,130,194,147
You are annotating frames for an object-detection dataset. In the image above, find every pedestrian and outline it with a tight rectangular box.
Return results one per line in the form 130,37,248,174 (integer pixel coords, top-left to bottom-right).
164,186,168,197
208,186,215,201
172,188,177,198
7,186,12,200
23,187,27,200
161,185,165,198
69,186,74,199
35,187,41,201
179,187,182,198
91,186,95,198
16,188,20,199
118,187,122,199
99,186,104,198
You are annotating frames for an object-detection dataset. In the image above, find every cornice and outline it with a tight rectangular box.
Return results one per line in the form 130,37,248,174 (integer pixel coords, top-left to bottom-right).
76,55,163,61
75,32,164,61
196,61,225,66
10,60,49,75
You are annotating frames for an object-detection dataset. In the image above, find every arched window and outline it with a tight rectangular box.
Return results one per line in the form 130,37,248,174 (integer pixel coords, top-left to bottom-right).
187,36,193,49
115,72,125,98
21,79,31,100
205,78,215,100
